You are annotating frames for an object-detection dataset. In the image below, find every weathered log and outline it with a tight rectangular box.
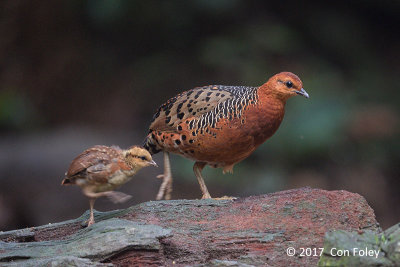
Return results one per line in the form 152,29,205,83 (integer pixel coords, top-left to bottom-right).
0,188,385,266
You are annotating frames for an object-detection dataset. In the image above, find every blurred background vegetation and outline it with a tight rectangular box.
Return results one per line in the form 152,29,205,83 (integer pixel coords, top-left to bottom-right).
0,0,398,231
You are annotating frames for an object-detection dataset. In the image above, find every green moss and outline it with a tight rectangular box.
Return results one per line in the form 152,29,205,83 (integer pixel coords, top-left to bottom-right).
319,226,400,266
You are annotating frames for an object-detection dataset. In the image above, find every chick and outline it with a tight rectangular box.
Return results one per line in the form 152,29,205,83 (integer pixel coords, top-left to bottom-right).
62,145,157,226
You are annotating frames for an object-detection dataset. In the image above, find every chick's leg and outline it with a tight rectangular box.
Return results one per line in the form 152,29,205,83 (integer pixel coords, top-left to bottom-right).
83,189,132,204
193,162,211,199
88,198,96,226
103,191,132,203
156,151,173,200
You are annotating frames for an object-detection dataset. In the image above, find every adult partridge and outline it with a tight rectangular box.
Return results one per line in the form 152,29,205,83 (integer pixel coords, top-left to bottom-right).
62,145,157,226
144,72,309,200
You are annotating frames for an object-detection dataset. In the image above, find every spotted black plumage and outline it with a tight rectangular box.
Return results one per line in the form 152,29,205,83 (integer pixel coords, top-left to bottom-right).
188,86,259,131
144,85,259,154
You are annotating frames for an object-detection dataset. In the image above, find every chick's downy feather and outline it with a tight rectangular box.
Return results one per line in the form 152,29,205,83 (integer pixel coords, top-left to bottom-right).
63,145,128,185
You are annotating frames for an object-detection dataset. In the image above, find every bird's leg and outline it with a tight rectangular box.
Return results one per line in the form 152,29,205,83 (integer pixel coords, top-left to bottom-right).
164,153,173,200
83,189,132,204
87,198,96,226
103,191,132,203
193,162,211,199
156,151,173,200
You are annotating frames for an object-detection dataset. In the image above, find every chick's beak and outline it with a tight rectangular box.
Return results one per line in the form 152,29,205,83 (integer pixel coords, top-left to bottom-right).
148,160,158,167
296,88,309,98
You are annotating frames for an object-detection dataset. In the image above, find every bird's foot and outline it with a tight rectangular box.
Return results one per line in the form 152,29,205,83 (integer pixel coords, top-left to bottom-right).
105,191,132,204
156,174,173,200
213,196,237,200
201,192,212,199
84,213,95,227
86,218,95,227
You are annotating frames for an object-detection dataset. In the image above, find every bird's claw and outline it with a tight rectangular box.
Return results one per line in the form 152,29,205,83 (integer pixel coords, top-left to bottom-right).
213,196,237,200
87,219,95,227
83,217,95,227
201,193,212,199
156,174,164,179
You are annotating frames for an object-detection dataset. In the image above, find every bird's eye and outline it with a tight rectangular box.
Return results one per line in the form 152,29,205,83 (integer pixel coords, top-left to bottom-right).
139,156,146,160
285,81,293,88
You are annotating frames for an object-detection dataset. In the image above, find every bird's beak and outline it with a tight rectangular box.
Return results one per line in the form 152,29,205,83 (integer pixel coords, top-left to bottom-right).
149,160,158,167
295,88,309,98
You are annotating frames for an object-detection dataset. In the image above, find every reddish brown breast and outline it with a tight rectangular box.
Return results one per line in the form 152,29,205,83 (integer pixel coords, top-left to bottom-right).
246,95,285,146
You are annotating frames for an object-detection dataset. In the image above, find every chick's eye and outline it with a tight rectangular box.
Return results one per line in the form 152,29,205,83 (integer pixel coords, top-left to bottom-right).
285,81,293,88
139,156,146,160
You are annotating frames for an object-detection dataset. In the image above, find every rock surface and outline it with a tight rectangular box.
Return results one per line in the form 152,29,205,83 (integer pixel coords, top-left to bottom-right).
0,188,381,266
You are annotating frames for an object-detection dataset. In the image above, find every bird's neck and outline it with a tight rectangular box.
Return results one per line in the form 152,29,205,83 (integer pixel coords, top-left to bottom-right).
124,168,138,176
255,84,287,114
248,90,286,145
258,95,286,127
124,160,142,174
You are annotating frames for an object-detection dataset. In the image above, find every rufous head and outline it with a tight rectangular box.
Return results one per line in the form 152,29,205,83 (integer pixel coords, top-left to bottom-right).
123,146,158,170
261,72,309,101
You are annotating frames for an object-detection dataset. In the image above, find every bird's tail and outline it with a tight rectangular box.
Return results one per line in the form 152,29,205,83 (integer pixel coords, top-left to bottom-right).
143,131,162,155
